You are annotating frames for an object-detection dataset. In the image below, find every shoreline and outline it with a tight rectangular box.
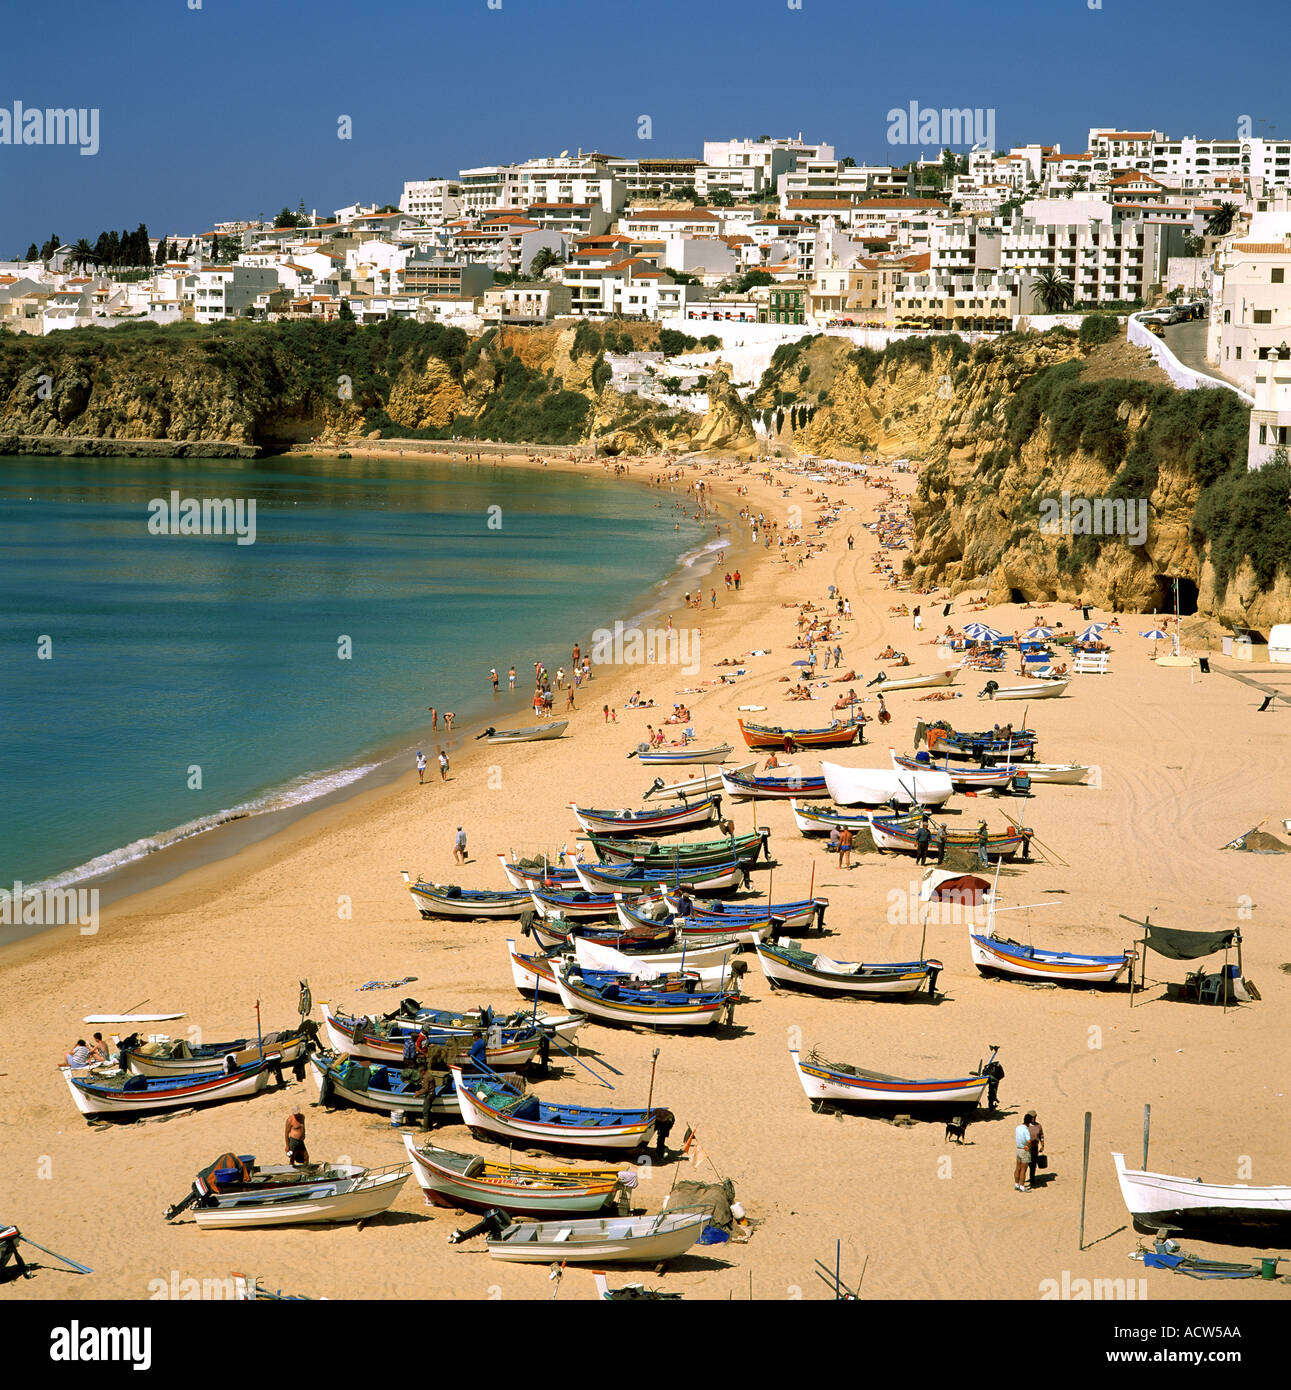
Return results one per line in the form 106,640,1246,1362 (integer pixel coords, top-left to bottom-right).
0,446,760,952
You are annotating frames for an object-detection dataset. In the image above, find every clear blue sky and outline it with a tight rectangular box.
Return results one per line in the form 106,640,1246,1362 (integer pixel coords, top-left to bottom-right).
1,0,1287,254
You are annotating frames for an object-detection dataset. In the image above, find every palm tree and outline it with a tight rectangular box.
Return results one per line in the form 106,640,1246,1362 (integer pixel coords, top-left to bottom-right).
1034,269,1074,314
1206,201,1239,237
1069,174,1088,197
70,239,96,275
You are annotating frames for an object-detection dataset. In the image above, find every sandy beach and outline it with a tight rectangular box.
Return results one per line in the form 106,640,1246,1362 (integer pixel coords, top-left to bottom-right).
4,448,1289,1304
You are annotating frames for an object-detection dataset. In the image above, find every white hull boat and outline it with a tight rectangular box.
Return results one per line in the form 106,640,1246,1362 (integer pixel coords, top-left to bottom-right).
1004,762,1090,785
821,760,954,808
484,720,569,743
451,1066,660,1151
969,928,1133,985
634,744,732,766
1112,1151,1291,1235
981,678,1069,701
473,1209,707,1264
63,1062,269,1117
790,1048,989,1107
755,943,938,996
872,669,958,693
642,762,754,799
189,1163,409,1229
573,935,739,987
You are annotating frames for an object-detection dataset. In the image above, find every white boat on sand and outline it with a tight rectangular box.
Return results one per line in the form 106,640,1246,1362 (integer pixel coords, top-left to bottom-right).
821,760,953,808
642,762,754,800
871,669,958,693
1112,1151,1291,1236
980,678,1069,701
481,721,568,743
450,1207,709,1264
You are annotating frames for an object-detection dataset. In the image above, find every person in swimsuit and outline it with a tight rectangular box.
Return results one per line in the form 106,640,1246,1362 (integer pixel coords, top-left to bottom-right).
285,1107,309,1167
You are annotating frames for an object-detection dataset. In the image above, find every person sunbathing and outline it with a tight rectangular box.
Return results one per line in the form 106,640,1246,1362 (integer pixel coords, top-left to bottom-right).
876,646,897,660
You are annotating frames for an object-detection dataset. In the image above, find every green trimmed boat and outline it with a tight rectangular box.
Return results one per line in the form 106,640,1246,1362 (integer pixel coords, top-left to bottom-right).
587,828,771,869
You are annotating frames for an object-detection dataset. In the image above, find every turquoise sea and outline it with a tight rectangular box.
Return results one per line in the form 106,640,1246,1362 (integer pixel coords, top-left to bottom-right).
0,454,718,893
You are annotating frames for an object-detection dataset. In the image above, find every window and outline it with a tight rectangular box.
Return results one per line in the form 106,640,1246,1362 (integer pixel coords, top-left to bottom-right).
1274,268,1285,284
1254,310,1272,324
1236,346,1242,359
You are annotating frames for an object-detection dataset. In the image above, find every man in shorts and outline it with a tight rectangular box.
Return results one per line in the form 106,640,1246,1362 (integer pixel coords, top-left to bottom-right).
285,1106,309,1167
1014,1112,1035,1192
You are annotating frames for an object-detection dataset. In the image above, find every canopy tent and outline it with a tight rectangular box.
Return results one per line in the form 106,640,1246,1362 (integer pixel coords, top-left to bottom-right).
919,868,991,904
1143,924,1237,961
1122,915,1250,1008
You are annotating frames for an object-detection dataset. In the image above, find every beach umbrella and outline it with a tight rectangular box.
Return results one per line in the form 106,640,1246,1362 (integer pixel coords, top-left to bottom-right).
1140,628,1169,640
1024,626,1054,640
1075,625,1104,643
962,622,997,639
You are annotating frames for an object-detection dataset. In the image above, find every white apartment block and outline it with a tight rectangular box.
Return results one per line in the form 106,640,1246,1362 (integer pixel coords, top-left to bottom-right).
513,157,625,215
181,266,280,322
457,164,524,216
778,160,909,210
399,179,463,221
1208,232,1291,393
620,208,722,238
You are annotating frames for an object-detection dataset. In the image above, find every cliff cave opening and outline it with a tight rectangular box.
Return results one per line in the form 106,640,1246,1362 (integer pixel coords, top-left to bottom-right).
1008,588,1028,604
1155,575,1198,617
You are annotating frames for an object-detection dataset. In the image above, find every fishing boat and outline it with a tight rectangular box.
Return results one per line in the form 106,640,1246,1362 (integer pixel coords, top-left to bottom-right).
998,762,1090,785
308,1051,462,1117
720,768,829,800
569,797,721,835
570,857,748,896
572,935,740,986
507,939,565,998
450,1067,667,1152
317,1002,582,1067
587,828,769,869
497,854,582,891
922,726,1036,761
451,1207,708,1264
481,720,569,743
821,761,954,808
553,964,740,1030
869,815,1031,860
616,895,772,944
633,743,732,766
528,914,676,952
738,718,862,750
890,751,1013,792
980,678,1069,701
402,875,534,920
528,886,624,920
123,1024,313,1077
658,892,828,934
83,1011,185,1025
641,763,754,800
165,1153,409,1229
969,925,1134,986
402,1135,625,1217
789,1048,990,1107
871,669,958,693
62,1059,271,1119
755,942,941,997
1111,1152,1291,1237
790,800,896,835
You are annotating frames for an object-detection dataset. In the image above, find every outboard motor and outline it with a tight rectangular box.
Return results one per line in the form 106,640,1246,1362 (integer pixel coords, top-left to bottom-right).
981,680,999,698
448,1208,512,1245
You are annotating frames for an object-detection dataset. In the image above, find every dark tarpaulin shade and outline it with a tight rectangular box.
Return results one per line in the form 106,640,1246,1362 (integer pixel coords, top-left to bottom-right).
1144,925,1237,961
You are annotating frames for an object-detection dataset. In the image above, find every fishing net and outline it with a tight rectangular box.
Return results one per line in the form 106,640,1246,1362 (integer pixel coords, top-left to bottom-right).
1227,828,1291,854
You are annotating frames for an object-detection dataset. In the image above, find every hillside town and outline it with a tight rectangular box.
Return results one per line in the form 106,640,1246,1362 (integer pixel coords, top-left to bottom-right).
5,125,1291,467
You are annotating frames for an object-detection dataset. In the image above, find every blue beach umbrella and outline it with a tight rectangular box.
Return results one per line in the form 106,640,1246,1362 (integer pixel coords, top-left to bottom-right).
1024,626,1054,640
963,622,1003,641
1075,625,1105,643
1140,628,1169,640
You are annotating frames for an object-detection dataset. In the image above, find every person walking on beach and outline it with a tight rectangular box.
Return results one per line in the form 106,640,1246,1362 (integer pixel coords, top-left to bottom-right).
285,1107,309,1167
847,535,854,551
837,826,853,869
913,605,922,631
1015,1113,1036,1192
453,825,468,864
877,695,890,725
724,571,732,590
1027,1113,1045,1188
416,750,427,784
733,570,741,590
490,668,499,693
438,750,450,781
566,688,575,711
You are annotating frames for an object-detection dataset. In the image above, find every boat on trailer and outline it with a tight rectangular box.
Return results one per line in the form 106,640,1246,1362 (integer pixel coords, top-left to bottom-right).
402,1134,625,1217
1111,1151,1291,1237
569,797,721,835
755,942,941,997
450,1066,666,1153
165,1153,409,1229
789,1047,991,1107
738,718,862,750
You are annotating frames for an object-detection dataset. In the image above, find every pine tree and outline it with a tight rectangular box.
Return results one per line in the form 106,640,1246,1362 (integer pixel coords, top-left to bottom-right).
25,243,37,261
155,237,167,265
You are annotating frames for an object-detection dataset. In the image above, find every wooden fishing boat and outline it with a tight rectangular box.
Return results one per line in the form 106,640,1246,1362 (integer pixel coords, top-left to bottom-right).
528,886,624,920
402,875,533,919
588,828,769,869
454,1207,708,1264
658,892,828,934
569,798,721,835
483,720,569,743
507,938,565,998
641,762,754,800
890,751,1013,792
497,854,582,891
553,965,740,1030
1002,761,1088,784
615,897,769,944
633,743,732,766
572,935,740,986
83,1011,184,1025
308,1051,461,1117
738,718,862,750
317,1002,582,1066
402,1135,624,1216
871,669,958,693
570,857,747,896
923,727,1036,761
63,1059,271,1119
789,1048,989,1107
719,768,829,800
755,943,941,997
528,914,676,951
450,1066,666,1152
980,678,1068,701
1112,1152,1291,1237
969,929,1134,985
821,760,954,808
166,1153,409,1229
869,815,1031,860
791,800,896,834
123,1025,311,1077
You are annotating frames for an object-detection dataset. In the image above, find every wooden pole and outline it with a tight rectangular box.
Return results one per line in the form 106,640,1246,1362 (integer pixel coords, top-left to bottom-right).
1078,1110,1092,1251
1142,1103,1151,1170
645,1047,660,1110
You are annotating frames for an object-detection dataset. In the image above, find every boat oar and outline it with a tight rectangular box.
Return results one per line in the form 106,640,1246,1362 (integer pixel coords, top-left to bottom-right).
545,1034,620,1086
999,809,1066,867
16,1235,93,1275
